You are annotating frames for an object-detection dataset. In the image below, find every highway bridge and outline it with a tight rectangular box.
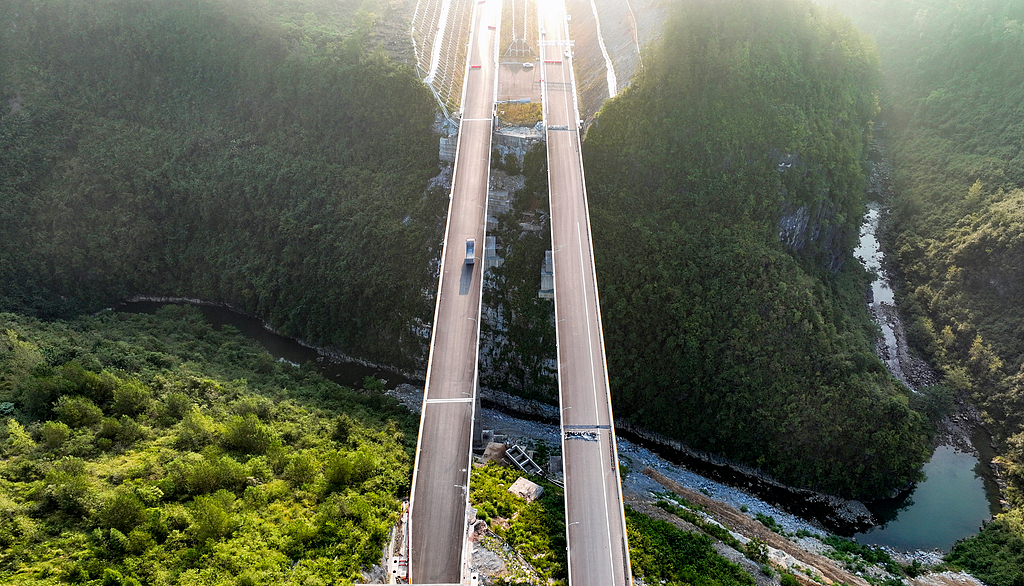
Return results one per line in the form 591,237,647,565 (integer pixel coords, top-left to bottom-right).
407,0,631,584
407,0,499,582
539,1,632,584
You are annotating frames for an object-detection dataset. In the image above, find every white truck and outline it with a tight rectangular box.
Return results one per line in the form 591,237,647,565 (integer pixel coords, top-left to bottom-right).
465,238,475,264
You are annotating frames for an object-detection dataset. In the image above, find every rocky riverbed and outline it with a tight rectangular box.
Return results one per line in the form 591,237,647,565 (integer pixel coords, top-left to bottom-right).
388,382,828,534
385,383,986,586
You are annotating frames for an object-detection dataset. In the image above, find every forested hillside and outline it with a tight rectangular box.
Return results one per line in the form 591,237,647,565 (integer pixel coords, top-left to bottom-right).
0,307,417,584
0,0,444,367
822,0,1024,583
0,308,758,586
583,0,934,500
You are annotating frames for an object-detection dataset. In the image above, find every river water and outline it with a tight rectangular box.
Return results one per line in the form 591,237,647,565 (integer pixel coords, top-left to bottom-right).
120,251,1001,552
117,301,416,389
850,201,1001,552
854,203,904,383
852,442,1001,551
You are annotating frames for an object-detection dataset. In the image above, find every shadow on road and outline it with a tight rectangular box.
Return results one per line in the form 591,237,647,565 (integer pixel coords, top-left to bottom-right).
459,264,473,295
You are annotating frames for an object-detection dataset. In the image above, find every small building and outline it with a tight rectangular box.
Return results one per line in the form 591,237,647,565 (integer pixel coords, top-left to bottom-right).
548,455,562,476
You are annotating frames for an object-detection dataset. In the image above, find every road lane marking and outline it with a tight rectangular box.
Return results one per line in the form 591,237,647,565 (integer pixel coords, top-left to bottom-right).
541,7,629,583
411,1,501,582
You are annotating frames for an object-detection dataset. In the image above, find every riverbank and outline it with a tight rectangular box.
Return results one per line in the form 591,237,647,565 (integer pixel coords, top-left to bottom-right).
436,384,876,530
387,383,983,586
864,133,1005,498
387,382,830,533
118,298,995,561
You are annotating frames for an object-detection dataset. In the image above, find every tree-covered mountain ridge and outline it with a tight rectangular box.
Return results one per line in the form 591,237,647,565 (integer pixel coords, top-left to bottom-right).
0,0,446,369
2,0,938,502
583,0,934,501
819,0,1024,583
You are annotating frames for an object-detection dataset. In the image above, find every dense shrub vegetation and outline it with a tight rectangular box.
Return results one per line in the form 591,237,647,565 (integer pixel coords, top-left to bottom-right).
469,464,755,586
0,0,445,366
947,510,1024,586
821,535,902,577
0,306,418,584
821,0,1024,583
583,0,931,499
626,508,754,586
654,499,743,549
469,464,566,581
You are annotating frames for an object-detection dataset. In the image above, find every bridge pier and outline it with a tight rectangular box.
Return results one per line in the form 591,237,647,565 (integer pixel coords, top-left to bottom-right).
472,389,487,454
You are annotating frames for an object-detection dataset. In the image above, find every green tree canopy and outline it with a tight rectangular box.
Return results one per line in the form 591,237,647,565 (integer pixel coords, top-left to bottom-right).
583,0,928,499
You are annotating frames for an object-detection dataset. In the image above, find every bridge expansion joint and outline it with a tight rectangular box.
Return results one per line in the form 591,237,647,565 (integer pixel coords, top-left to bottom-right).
424,398,475,404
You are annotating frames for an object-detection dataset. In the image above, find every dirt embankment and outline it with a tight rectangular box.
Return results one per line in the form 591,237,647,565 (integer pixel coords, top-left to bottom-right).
568,0,666,118
641,468,870,586
566,0,610,120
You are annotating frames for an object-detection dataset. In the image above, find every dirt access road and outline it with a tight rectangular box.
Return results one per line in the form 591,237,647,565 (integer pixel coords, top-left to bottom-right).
643,468,870,586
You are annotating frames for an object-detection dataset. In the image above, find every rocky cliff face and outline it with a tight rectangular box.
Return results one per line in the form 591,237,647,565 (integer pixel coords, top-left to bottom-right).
567,0,666,120
775,151,854,273
777,195,849,272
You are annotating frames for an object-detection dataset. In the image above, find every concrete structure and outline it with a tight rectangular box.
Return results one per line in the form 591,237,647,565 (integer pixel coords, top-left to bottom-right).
539,249,554,299
505,444,544,476
508,477,544,503
407,0,500,582
483,236,503,271
539,1,632,584
408,1,631,583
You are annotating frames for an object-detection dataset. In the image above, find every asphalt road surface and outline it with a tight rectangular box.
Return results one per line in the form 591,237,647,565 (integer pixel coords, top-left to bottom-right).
539,1,633,585
407,0,500,582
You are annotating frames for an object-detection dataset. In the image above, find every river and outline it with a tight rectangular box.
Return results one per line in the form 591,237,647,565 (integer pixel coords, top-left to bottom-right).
854,203,903,383
851,200,1001,552
852,442,1001,551
117,300,417,389
120,274,1000,552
